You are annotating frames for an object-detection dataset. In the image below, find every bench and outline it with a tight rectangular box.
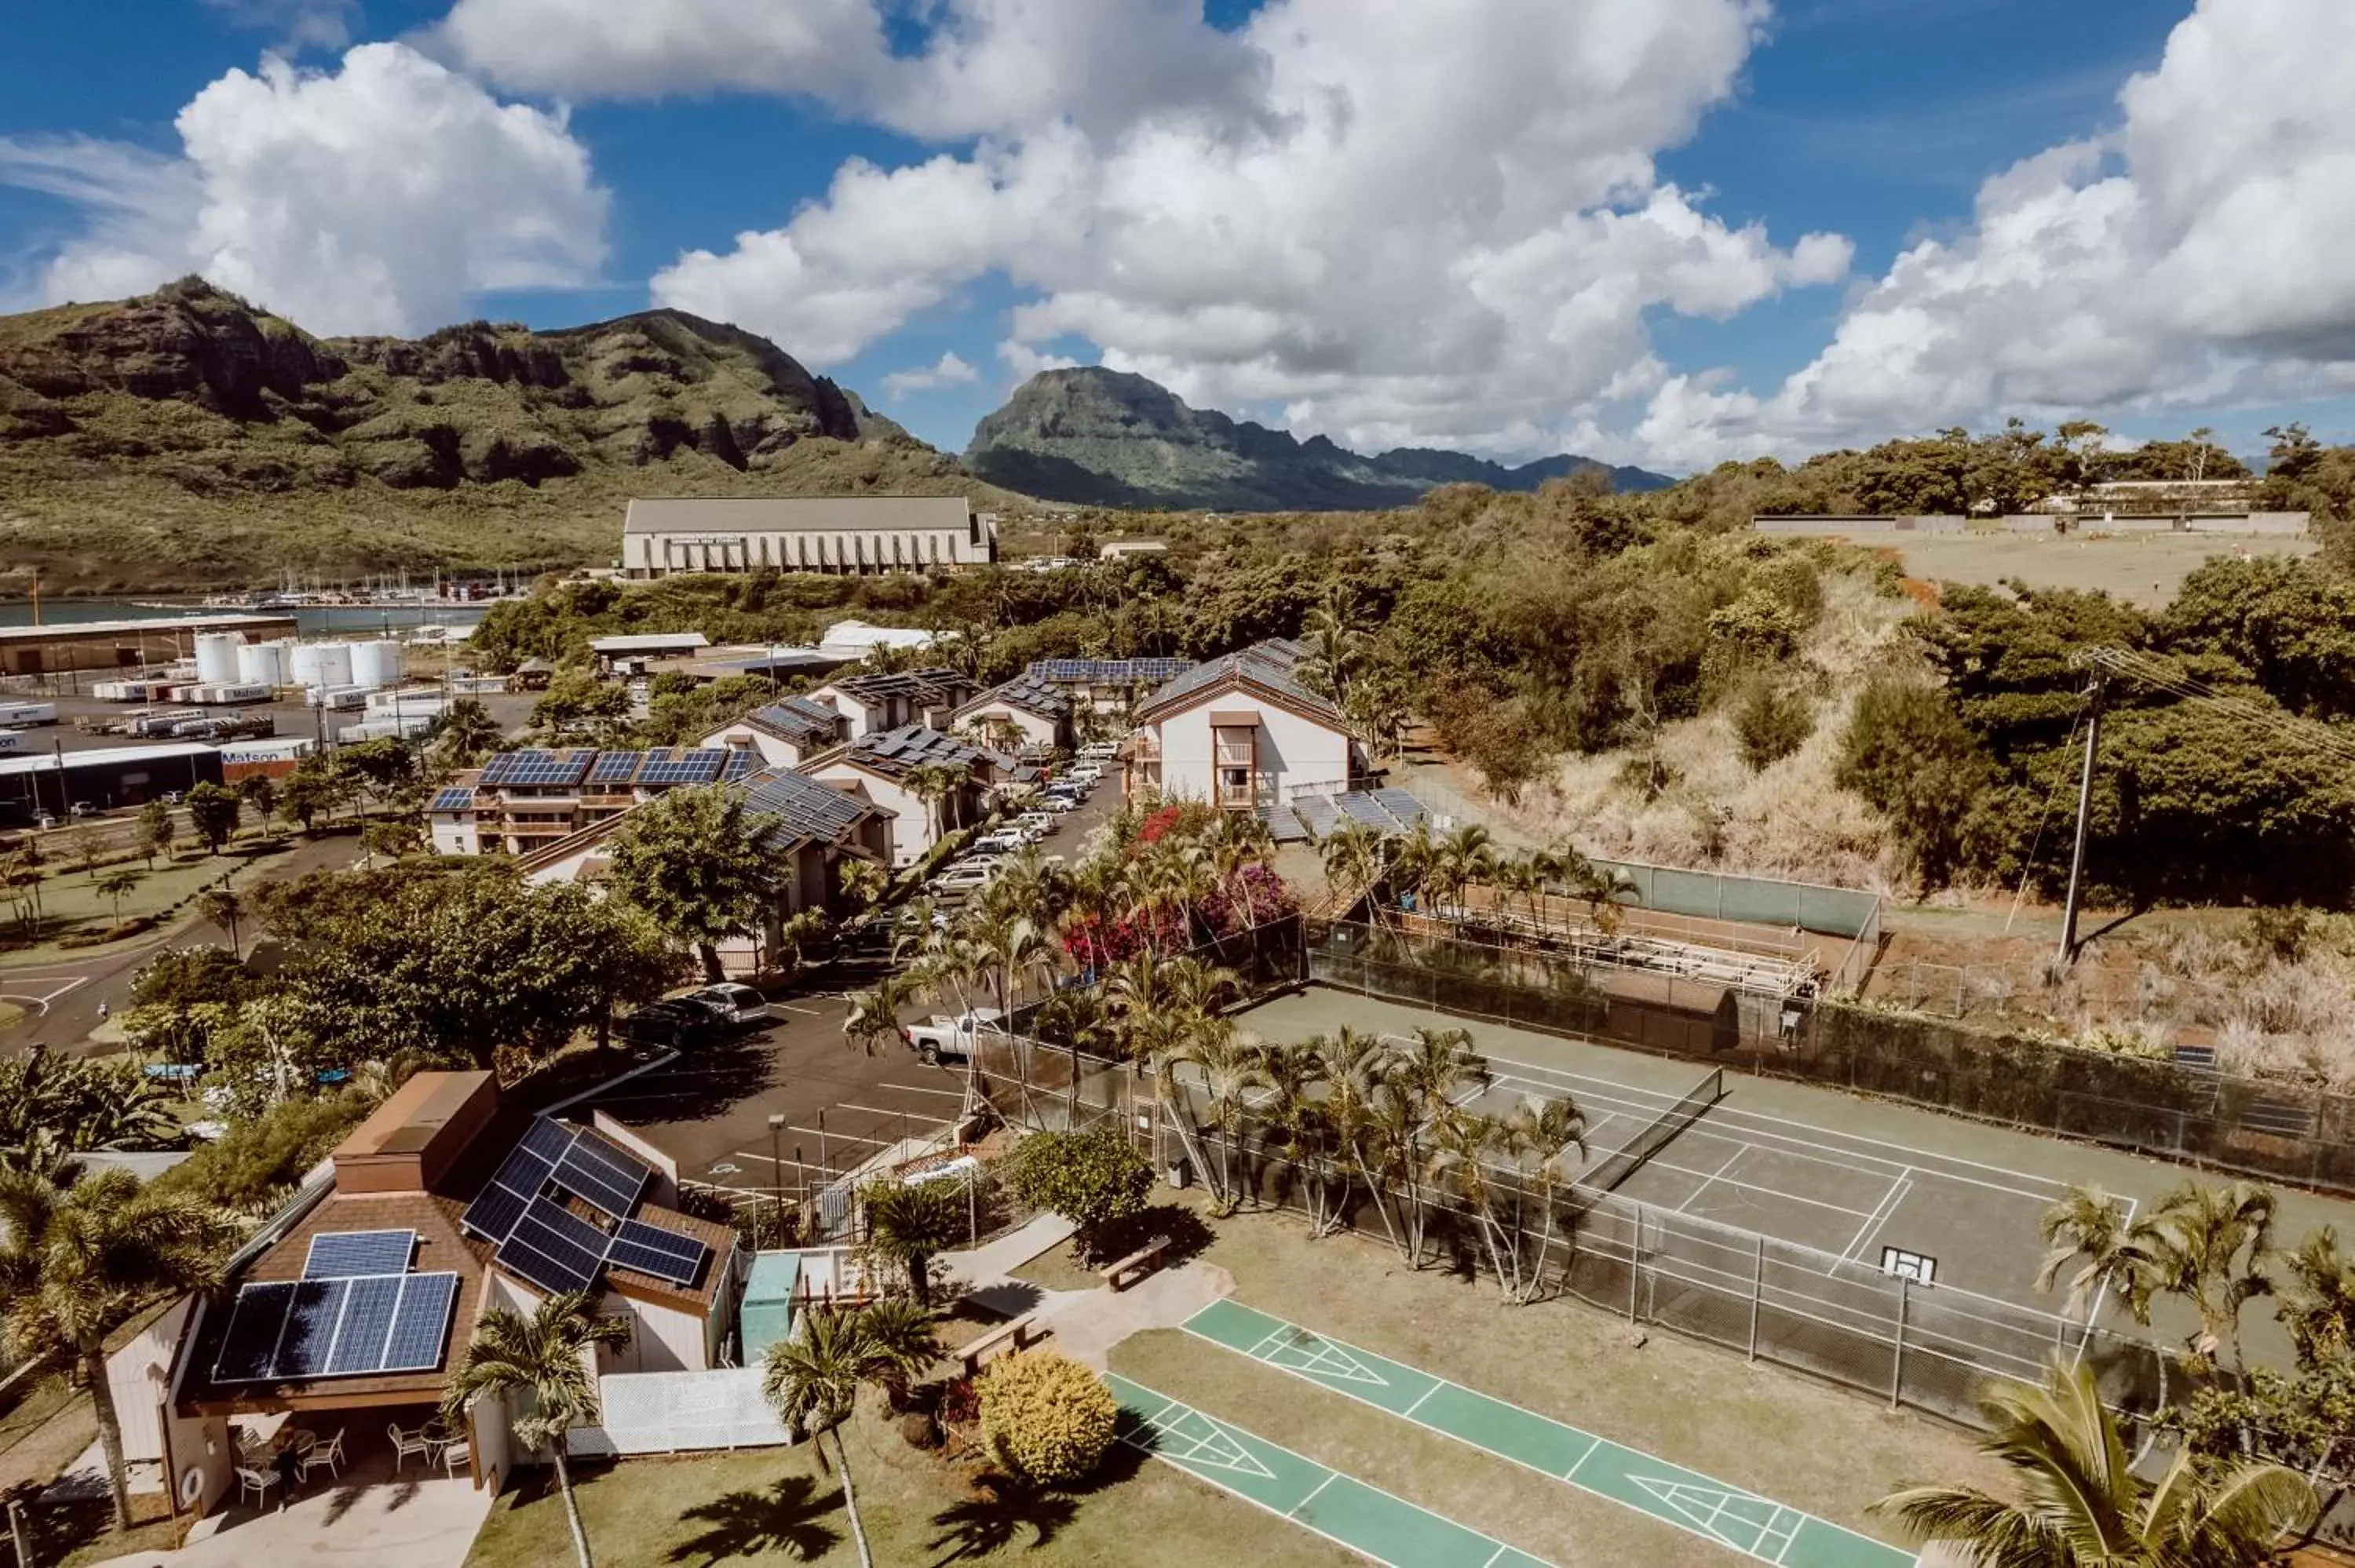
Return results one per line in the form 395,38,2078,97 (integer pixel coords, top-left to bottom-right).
960,1314,1044,1377
1097,1237,1171,1293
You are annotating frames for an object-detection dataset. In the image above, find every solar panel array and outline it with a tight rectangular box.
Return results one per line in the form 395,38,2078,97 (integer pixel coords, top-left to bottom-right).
1027,658,1193,684
458,1116,709,1299
971,675,1072,720
479,749,597,788
427,786,477,814
212,1271,458,1384
480,747,750,793
1258,804,1311,844
304,1229,415,1279
750,698,843,746
738,769,870,847
1285,787,1429,841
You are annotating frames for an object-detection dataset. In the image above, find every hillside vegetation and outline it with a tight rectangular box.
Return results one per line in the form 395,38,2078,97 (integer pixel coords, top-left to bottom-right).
0,278,1013,591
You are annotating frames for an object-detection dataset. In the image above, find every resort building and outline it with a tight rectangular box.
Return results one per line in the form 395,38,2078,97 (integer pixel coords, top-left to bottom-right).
951,673,1075,756
697,695,849,770
798,725,1040,866
619,497,997,579
804,668,975,741
1123,639,1368,812
427,747,761,857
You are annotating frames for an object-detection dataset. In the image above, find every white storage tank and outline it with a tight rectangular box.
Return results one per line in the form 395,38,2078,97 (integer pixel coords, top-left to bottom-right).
237,640,290,687
193,633,245,686
349,639,402,689
290,641,354,691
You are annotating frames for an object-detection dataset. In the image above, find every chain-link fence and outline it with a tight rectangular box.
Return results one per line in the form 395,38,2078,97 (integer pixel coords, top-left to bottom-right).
1308,917,2355,1197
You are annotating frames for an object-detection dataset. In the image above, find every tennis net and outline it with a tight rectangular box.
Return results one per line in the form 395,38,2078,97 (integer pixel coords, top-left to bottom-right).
1569,1067,1724,1210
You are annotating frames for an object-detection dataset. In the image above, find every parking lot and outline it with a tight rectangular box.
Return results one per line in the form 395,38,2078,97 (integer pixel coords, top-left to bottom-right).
590,764,1129,1208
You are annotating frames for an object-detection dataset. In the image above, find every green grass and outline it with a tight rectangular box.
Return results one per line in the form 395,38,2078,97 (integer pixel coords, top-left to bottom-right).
1006,1242,1103,1293
462,1420,1356,1568
0,842,292,963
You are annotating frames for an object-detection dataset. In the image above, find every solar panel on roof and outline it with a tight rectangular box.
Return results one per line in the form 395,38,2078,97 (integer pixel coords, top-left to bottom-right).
428,786,476,813
460,1127,568,1243
323,1273,403,1375
271,1279,342,1378
554,1128,652,1217
521,1117,578,1161
213,1280,294,1382
590,750,643,783
381,1273,459,1373
304,1229,415,1279
499,1199,608,1296
607,1219,708,1286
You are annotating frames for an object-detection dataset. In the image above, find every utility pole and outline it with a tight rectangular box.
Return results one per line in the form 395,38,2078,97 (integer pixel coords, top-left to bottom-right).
2056,672,2108,968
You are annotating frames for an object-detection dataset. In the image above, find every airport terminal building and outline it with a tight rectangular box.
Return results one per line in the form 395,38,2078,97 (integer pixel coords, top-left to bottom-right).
620,497,998,578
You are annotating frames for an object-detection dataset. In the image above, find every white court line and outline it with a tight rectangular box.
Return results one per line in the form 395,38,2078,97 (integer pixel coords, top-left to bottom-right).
0,976,88,1014
1484,1052,2068,1203
1672,1145,1751,1216
1561,1433,1604,1480
1838,1174,1913,1263
728,1150,836,1173
785,1124,885,1146
834,1100,944,1121
1284,1474,1337,1519
1401,1380,1444,1418
2076,1191,2140,1369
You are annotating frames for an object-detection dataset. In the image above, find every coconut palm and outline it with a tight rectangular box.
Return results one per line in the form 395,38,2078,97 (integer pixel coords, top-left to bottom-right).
763,1306,938,1568
1313,1026,1402,1247
2276,1227,2355,1368
2038,1184,2171,1442
2144,1180,2277,1371
1506,1094,1588,1300
1259,1041,1336,1231
434,696,505,769
0,1168,232,1531
842,970,919,1058
1426,1108,1521,1296
443,1290,631,1568
1874,1360,2315,1567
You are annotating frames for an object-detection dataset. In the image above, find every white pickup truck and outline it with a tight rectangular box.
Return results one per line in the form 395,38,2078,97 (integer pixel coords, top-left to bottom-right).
904,1007,1006,1064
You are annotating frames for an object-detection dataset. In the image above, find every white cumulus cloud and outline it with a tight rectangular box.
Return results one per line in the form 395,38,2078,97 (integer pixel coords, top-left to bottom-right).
0,42,608,335
1633,0,2355,470
881,351,980,399
641,0,1850,458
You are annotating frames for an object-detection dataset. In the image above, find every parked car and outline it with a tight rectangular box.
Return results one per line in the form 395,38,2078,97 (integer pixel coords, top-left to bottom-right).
1035,794,1079,815
616,998,721,1049
68,802,96,819
906,1007,1006,1064
1077,741,1119,760
929,864,999,893
971,830,1026,855
31,813,54,830
1014,811,1057,835
684,983,769,1027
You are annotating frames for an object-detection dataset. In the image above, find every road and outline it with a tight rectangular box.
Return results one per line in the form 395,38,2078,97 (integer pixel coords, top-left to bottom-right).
0,829,363,1057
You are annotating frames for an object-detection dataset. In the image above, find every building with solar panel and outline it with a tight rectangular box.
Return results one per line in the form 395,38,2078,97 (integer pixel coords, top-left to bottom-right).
1125,639,1369,814
152,1072,735,1516
500,764,893,973
1022,657,1196,722
950,673,1075,755
696,695,849,770
799,724,1041,866
802,667,975,741
429,746,764,856
619,496,998,578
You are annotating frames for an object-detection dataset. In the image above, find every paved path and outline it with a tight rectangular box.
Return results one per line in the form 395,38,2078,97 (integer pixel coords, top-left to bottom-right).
1185,1298,1912,1568
939,1215,1232,1370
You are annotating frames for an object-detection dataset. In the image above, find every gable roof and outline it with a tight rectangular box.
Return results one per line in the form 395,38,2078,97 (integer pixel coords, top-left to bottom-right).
821,667,972,709
726,695,844,749
812,724,1041,785
955,673,1072,724
1135,638,1348,728
1026,657,1194,687
736,765,883,848
476,747,761,790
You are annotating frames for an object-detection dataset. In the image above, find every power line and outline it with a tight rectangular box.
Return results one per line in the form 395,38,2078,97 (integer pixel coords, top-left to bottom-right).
2072,646,2355,771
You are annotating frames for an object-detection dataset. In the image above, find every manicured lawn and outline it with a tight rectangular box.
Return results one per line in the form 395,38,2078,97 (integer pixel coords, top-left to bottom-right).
1006,1242,1101,1294
462,1420,1357,1568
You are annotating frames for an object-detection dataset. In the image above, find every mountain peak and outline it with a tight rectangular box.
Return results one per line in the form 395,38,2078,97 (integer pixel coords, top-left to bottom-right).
966,366,1670,510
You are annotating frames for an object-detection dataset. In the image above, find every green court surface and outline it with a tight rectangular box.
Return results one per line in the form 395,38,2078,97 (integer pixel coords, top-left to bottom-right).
1108,1374,1556,1568
1184,1298,1913,1568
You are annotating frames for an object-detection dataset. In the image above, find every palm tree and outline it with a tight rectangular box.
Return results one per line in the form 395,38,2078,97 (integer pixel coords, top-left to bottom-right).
1316,820,1387,915
763,1307,938,1568
1506,1094,1587,1301
2038,1185,2170,1442
1392,1025,1491,1114
836,856,888,914
1297,585,1367,703
2144,1180,2277,1371
197,885,243,960
842,970,918,1058
1029,983,1112,1124
2276,1227,2355,1368
0,1169,231,1531
901,762,966,849
1433,823,1498,914
1364,1081,1434,1266
1259,1041,1335,1231
1426,1108,1521,1296
434,696,504,770
443,1290,631,1568
1156,1023,1269,1213
1313,1026,1402,1248
94,867,142,924
861,1181,966,1304
1874,1360,2314,1567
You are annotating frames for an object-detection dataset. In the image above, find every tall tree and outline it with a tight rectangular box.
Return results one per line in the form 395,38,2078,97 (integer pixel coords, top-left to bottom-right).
442,1290,632,1568
434,697,505,769
0,1169,231,1530
1875,1361,2313,1567
762,1307,937,1568
183,782,241,854
606,785,773,982
136,800,173,867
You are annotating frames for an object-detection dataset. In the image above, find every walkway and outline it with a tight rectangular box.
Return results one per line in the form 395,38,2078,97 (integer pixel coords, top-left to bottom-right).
1185,1298,1911,1568
939,1213,1232,1370
82,1453,490,1568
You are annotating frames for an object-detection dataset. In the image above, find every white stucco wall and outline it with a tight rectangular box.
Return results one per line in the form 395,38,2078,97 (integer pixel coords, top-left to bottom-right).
960,702,1060,750
803,764,939,866
1149,695,1351,805
698,722,807,769
429,816,480,855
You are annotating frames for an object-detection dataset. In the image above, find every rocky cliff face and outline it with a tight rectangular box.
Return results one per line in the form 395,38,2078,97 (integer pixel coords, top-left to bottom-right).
0,277,916,493
965,366,1670,510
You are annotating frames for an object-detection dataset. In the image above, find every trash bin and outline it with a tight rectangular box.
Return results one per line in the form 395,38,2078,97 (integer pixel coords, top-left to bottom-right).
1166,1161,1188,1190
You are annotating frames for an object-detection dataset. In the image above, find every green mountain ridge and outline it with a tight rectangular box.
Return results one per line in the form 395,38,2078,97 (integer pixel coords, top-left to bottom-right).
0,277,997,591
964,366,1672,510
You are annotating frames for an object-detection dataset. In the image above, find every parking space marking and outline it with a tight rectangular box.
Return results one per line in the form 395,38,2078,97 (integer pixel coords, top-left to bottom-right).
880,1081,964,1099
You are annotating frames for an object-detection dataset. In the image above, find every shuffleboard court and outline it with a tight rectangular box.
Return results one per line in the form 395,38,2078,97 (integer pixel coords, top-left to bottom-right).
1109,1373,1555,1568
1184,1298,1914,1568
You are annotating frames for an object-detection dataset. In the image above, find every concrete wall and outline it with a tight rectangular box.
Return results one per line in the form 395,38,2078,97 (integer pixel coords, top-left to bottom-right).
960,701,1061,751
1755,512,2309,538
699,722,809,770
106,1296,190,1464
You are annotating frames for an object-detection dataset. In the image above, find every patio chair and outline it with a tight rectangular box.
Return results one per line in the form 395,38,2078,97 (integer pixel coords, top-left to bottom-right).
387,1423,434,1472
234,1465,280,1511
300,1428,345,1481
436,1435,472,1479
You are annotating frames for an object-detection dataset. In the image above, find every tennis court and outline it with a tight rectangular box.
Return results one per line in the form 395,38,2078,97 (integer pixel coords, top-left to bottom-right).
1109,1373,1556,1568
1181,1298,1912,1567
1235,991,2099,1311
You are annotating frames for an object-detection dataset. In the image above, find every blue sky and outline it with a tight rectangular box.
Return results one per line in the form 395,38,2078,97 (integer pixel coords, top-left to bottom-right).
3,0,2351,472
